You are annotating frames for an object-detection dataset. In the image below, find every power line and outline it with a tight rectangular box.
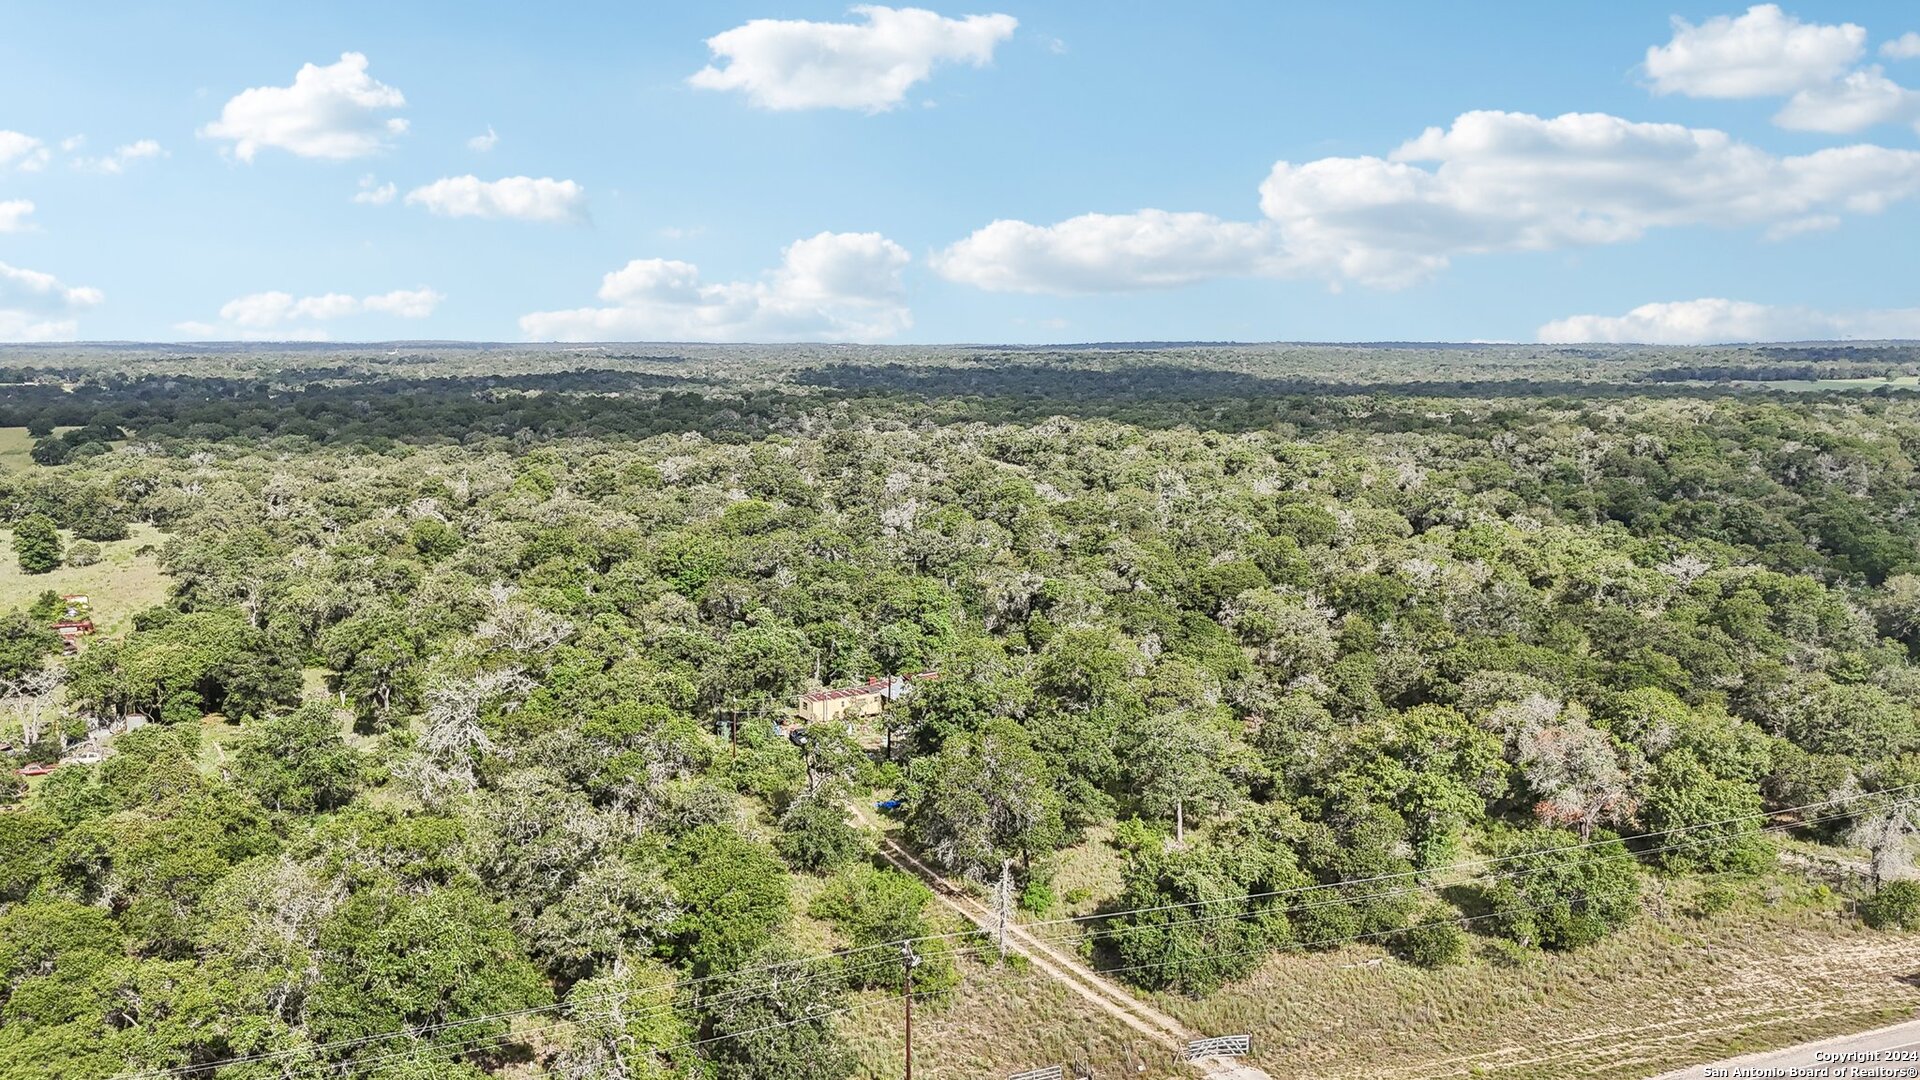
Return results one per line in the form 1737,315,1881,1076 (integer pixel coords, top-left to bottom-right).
1047,801,1899,950
107,785,1913,1079
307,876,1786,1080
281,883,1652,1079
1020,782,1920,932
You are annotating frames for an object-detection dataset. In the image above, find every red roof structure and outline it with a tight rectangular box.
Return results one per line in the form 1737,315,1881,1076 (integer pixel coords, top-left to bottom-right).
797,670,940,704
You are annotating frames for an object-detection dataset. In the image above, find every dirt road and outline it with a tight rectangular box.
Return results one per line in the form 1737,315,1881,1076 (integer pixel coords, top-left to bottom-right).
858,808,1271,1080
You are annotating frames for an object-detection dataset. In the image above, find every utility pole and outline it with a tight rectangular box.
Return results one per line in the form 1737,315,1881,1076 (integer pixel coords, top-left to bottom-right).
901,942,922,1080
994,858,1015,960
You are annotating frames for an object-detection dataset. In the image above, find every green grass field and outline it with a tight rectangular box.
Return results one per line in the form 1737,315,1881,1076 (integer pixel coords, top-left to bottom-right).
1764,374,1920,392
0,521,172,634
0,425,90,471
0,427,38,472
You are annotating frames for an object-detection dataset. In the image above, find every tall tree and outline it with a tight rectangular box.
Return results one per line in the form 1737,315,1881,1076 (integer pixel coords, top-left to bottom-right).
1122,709,1239,845
10,514,62,575
232,702,363,813
906,719,1064,881
1519,716,1633,841
0,612,60,681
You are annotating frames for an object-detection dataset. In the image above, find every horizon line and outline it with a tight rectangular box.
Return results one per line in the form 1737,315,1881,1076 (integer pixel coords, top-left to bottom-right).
4,338,1920,351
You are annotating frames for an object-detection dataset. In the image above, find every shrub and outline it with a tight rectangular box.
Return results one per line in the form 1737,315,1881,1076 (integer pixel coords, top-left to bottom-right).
23,736,61,766
1018,874,1057,915
1399,908,1468,968
1863,881,1920,930
1481,937,1537,969
1485,828,1641,950
65,540,103,567
774,793,865,873
1692,882,1739,917
809,866,957,996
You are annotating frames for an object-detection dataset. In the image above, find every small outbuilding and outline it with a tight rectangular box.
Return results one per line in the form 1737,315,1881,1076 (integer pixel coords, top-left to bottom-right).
793,670,939,727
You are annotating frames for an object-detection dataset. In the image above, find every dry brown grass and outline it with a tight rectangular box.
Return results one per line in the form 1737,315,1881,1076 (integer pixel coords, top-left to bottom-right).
1150,876,1920,1079
840,951,1173,1080
1049,824,1127,918
837,844,1920,1080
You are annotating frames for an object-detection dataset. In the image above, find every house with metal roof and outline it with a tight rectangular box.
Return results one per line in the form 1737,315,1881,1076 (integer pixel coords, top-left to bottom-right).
793,671,939,727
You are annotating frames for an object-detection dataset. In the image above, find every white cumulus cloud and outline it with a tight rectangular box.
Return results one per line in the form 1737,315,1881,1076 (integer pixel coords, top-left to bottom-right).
468,126,498,151
0,131,50,172
1774,66,1920,132
200,52,408,161
1645,4,1864,98
931,210,1283,293
352,175,397,205
72,138,166,174
184,286,443,338
1644,7,1920,133
360,287,444,318
936,110,1920,293
0,261,104,342
689,5,1017,111
1885,32,1920,60
520,231,911,342
0,200,33,233
1538,297,1920,344
404,175,587,223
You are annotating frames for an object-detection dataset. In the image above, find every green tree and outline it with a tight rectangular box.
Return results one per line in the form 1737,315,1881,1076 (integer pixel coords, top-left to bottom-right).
552,960,690,1080
232,702,363,812
1637,750,1770,873
774,791,866,873
0,611,60,681
906,719,1064,880
68,503,129,542
0,810,61,901
695,945,854,1080
1485,828,1641,950
1329,705,1507,867
1121,709,1241,844
310,886,552,1057
1100,825,1309,996
665,825,791,975
0,899,126,1076
10,514,61,574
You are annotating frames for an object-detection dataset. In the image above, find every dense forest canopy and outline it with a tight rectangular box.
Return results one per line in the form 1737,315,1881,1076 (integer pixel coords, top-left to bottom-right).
2,343,1920,1078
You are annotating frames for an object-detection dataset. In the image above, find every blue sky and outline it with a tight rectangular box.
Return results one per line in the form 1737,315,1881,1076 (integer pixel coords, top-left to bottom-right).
3,2,1920,344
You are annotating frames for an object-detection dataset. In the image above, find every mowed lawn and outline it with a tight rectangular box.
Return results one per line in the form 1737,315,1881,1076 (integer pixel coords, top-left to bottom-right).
0,521,172,634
